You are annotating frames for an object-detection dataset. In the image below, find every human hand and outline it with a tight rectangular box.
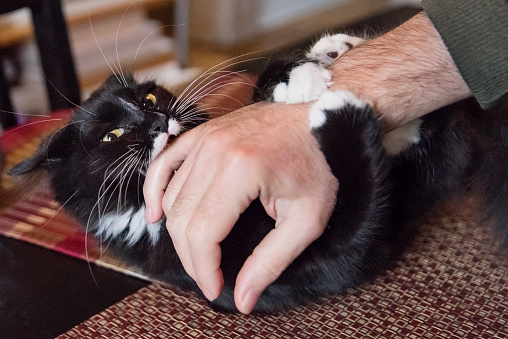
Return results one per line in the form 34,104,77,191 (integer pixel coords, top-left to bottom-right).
143,102,338,313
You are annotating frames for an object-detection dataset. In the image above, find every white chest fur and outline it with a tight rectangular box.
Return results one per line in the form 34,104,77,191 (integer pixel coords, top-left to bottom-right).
95,206,162,246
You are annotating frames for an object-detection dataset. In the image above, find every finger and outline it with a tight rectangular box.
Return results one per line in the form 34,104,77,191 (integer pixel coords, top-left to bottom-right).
234,202,327,313
143,129,200,224
164,130,228,282
185,154,261,300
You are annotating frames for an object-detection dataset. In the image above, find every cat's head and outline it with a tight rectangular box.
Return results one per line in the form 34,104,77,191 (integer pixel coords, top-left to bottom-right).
9,75,207,244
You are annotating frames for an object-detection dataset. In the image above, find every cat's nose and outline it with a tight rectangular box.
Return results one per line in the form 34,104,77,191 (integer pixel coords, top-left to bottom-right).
149,120,168,135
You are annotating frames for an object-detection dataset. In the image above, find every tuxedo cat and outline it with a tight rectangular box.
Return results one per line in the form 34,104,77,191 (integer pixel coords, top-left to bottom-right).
9,34,508,313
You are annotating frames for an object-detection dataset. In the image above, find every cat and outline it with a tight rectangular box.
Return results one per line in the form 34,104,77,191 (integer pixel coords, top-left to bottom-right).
8,34,508,313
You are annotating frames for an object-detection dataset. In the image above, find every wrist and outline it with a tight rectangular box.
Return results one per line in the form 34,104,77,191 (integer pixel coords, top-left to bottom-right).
329,12,471,129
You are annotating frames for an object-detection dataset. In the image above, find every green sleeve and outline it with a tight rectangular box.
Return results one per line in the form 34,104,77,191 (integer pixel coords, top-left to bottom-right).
421,0,508,108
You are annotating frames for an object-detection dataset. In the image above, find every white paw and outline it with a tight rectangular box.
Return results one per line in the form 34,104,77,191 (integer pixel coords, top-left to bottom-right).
273,82,288,102
382,119,423,155
307,33,364,66
309,90,366,129
285,63,331,104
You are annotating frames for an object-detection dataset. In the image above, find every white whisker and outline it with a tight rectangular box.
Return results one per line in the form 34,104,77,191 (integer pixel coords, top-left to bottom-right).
134,24,178,61
88,10,123,88
0,118,63,137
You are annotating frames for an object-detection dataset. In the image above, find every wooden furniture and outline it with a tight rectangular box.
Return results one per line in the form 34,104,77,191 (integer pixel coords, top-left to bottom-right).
0,0,80,130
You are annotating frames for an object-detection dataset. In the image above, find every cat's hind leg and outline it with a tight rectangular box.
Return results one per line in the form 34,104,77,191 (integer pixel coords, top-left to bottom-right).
311,90,390,214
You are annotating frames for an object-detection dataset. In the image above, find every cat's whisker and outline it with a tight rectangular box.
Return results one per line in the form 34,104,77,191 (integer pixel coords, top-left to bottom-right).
88,12,124,88
36,190,78,232
134,24,180,61
117,151,142,212
100,153,137,204
137,156,149,206
115,1,138,88
172,53,266,112
175,69,252,112
45,120,90,165
175,73,256,116
175,77,242,111
94,150,137,222
0,118,63,137
106,150,141,214
178,105,224,120
0,109,50,117
178,80,256,114
79,120,98,157
44,77,97,116
123,149,146,210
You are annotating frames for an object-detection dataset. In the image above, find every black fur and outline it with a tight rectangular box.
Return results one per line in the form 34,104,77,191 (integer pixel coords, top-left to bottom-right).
9,65,508,313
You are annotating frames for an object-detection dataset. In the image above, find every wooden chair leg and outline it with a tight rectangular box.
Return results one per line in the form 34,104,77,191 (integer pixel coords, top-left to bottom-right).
0,50,16,130
30,0,81,111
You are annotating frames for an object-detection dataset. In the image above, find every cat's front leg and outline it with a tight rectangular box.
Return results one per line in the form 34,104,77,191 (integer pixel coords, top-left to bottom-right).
273,33,363,104
273,63,332,104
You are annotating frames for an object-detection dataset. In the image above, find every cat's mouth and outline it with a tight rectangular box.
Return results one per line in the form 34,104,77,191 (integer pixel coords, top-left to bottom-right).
136,131,172,177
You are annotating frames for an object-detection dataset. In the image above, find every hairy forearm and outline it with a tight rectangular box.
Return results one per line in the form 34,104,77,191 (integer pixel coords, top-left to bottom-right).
330,12,471,129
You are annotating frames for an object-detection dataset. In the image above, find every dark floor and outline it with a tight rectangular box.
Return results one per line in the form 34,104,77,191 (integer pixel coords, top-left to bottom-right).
0,6,421,339
0,236,148,339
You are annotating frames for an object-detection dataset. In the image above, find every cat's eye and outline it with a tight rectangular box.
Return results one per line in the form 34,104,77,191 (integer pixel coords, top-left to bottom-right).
143,93,157,108
102,128,125,142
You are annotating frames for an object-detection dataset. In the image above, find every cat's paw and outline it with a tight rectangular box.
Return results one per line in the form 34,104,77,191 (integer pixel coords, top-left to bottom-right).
309,90,367,129
306,33,364,66
272,82,288,102
382,119,423,155
284,63,332,104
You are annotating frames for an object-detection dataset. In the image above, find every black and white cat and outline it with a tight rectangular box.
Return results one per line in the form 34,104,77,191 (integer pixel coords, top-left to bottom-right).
9,34,508,313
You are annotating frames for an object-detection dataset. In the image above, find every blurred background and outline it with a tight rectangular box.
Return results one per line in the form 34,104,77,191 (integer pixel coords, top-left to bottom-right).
0,0,421,117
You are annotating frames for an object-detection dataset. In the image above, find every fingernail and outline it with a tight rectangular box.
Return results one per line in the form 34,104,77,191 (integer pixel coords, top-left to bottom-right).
145,207,154,224
198,283,216,301
239,289,259,314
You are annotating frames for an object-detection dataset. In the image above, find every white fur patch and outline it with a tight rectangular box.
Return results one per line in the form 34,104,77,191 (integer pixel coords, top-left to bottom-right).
307,33,364,66
273,82,288,102
285,63,332,104
95,206,161,246
167,118,181,137
382,119,423,155
151,132,169,161
309,90,366,129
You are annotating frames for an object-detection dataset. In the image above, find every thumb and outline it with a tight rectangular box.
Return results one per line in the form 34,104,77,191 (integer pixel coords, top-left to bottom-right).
143,130,199,224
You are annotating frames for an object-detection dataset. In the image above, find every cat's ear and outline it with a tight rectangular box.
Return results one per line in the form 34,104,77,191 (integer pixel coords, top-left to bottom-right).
103,74,135,88
9,130,68,176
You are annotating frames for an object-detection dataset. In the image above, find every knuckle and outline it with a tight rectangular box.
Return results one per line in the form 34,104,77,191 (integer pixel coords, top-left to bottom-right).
161,194,174,215
201,127,230,152
299,211,328,241
255,258,285,284
223,146,255,173
302,221,326,242
185,220,209,246
168,195,193,219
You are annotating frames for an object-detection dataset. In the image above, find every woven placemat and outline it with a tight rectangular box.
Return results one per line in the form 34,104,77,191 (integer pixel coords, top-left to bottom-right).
60,201,508,338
